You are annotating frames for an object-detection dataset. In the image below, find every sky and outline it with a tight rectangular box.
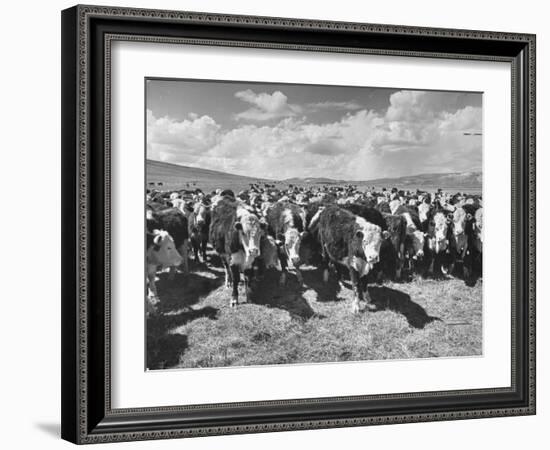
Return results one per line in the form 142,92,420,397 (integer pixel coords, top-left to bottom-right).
146,78,482,180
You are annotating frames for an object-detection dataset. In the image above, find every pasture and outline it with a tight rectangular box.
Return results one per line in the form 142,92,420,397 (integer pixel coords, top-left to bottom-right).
147,250,482,370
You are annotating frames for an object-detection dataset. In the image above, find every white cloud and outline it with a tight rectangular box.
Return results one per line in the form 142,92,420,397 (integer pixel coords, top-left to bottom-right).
147,90,482,179
234,89,302,121
147,110,220,162
306,101,363,111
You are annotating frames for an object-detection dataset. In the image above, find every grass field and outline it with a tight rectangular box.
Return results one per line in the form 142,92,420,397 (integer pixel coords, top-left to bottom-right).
147,252,482,370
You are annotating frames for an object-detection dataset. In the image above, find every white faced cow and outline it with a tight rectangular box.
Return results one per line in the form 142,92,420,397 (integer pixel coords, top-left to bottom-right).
315,206,384,313
210,198,264,307
146,230,183,311
265,202,307,285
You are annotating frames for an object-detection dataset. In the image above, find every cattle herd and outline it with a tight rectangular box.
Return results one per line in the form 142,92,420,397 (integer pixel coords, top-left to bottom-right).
146,183,483,314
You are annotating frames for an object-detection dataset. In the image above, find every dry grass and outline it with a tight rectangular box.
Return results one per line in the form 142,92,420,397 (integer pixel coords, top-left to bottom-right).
147,250,482,370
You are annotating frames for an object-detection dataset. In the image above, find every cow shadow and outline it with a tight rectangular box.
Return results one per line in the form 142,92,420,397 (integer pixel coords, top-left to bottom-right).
146,305,218,370
251,269,319,321
155,268,224,311
367,286,440,329
301,267,343,304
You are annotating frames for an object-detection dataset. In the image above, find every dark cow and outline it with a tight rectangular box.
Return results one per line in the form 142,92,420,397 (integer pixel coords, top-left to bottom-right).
210,198,263,307
314,206,384,313
380,213,407,280
146,207,189,274
189,201,211,262
265,202,307,284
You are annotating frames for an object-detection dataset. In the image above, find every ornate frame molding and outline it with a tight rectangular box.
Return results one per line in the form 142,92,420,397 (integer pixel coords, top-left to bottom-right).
62,5,536,444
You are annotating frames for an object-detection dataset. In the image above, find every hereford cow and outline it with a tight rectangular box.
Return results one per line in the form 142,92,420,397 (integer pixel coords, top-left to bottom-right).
448,204,477,278
146,229,183,310
189,201,211,262
210,198,263,307
146,207,189,275
265,202,307,284
315,206,384,313
394,205,426,273
380,213,407,280
425,211,451,275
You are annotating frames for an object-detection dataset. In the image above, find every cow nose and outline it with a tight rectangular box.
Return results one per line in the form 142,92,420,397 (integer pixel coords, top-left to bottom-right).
366,254,379,264
291,257,300,266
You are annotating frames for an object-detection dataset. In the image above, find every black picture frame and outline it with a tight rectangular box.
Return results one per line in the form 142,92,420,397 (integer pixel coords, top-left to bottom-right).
61,4,536,444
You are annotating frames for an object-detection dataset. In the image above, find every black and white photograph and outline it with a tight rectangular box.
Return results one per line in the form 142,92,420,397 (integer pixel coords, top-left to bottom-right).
145,79,484,370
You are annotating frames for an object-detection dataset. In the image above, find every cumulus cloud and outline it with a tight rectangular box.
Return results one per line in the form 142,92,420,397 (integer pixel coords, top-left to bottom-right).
147,110,220,162
147,89,482,179
234,89,302,121
306,101,363,111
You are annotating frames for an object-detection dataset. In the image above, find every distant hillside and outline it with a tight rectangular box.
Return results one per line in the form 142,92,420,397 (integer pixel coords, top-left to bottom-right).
147,159,270,192
363,171,482,190
147,160,481,193
283,177,346,185
285,171,482,191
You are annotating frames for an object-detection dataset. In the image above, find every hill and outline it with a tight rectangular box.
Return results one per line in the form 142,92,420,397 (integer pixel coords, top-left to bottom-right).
285,171,482,192
147,159,482,193
147,159,271,192
362,171,482,191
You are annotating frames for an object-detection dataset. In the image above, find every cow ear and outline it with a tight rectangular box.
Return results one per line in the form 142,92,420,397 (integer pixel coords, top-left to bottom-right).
234,222,243,231
355,230,364,239
276,233,285,243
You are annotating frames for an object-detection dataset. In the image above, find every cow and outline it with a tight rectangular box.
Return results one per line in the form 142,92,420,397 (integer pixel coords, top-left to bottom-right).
189,201,211,262
265,202,307,284
146,207,189,275
394,205,426,273
146,229,183,311
315,205,384,313
448,205,477,278
380,213,407,280
418,200,432,232
210,198,263,307
425,211,451,275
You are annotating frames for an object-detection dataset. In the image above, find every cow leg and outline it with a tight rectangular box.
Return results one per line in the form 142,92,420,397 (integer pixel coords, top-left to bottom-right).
230,264,240,307
178,239,189,275
295,267,303,285
243,268,254,303
201,236,208,262
221,256,231,289
349,267,362,313
278,249,288,286
147,265,160,310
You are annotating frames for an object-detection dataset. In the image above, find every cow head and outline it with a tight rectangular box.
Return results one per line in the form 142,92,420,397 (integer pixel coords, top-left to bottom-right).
283,228,307,268
193,202,210,228
409,230,425,259
452,208,469,254
235,213,262,266
355,218,383,270
148,230,183,268
474,208,483,253
429,212,449,254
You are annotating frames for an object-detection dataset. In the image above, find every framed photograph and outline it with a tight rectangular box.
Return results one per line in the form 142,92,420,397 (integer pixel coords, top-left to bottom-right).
61,5,536,444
